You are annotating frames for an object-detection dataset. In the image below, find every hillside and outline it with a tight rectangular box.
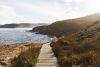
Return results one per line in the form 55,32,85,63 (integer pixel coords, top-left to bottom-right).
50,14,100,66
32,13,100,37
32,20,82,37
69,21,100,42
0,23,48,28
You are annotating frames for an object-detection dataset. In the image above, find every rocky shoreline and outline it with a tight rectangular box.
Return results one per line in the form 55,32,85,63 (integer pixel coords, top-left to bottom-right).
0,43,41,67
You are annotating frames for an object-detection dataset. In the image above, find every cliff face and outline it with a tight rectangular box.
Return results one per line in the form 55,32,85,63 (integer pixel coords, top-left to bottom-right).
32,13,100,37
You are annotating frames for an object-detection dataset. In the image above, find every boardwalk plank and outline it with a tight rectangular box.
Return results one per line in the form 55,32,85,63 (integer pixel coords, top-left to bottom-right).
35,43,59,67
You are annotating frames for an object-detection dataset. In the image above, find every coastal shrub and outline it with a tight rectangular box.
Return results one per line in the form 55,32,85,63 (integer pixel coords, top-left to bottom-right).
50,39,100,67
11,45,41,67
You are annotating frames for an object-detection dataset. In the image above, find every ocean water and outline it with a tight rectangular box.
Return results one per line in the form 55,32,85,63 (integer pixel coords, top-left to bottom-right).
0,28,51,44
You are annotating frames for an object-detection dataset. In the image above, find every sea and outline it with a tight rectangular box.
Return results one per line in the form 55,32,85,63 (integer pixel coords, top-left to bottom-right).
0,28,51,44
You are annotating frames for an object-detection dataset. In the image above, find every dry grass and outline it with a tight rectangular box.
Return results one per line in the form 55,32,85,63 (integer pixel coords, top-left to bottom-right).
50,39,100,67
11,44,41,67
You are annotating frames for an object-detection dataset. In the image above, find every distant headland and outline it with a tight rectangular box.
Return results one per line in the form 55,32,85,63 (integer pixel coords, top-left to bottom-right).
0,23,48,28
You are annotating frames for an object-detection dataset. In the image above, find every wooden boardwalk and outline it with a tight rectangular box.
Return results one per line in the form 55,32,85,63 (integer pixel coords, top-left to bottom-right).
35,43,59,67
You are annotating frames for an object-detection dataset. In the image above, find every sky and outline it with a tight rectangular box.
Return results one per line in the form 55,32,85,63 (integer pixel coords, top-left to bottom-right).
0,0,100,24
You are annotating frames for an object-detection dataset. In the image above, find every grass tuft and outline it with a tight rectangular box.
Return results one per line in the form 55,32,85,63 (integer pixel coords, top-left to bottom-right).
11,45,41,67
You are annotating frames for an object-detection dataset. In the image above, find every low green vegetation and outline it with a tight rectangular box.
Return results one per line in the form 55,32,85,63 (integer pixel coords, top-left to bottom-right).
51,36,100,67
11,44,41,67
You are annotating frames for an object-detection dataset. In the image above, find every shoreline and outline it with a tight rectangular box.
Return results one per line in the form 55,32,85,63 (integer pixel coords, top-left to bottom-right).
0,28,51,45
0,42,42,46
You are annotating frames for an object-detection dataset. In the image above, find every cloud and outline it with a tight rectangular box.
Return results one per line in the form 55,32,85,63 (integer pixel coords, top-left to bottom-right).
0,5,16,18
0,5,18,24
0,0,100,24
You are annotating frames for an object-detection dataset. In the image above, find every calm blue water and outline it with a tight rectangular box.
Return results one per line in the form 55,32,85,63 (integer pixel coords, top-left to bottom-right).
0,28,51,44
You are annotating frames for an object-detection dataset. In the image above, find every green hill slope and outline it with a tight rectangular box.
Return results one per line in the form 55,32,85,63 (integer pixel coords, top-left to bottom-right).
50,14,100,67
32,13,100,37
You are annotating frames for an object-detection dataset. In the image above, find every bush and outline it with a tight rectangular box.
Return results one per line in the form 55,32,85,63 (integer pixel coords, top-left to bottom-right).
11,46,41,67
50,39,100,67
